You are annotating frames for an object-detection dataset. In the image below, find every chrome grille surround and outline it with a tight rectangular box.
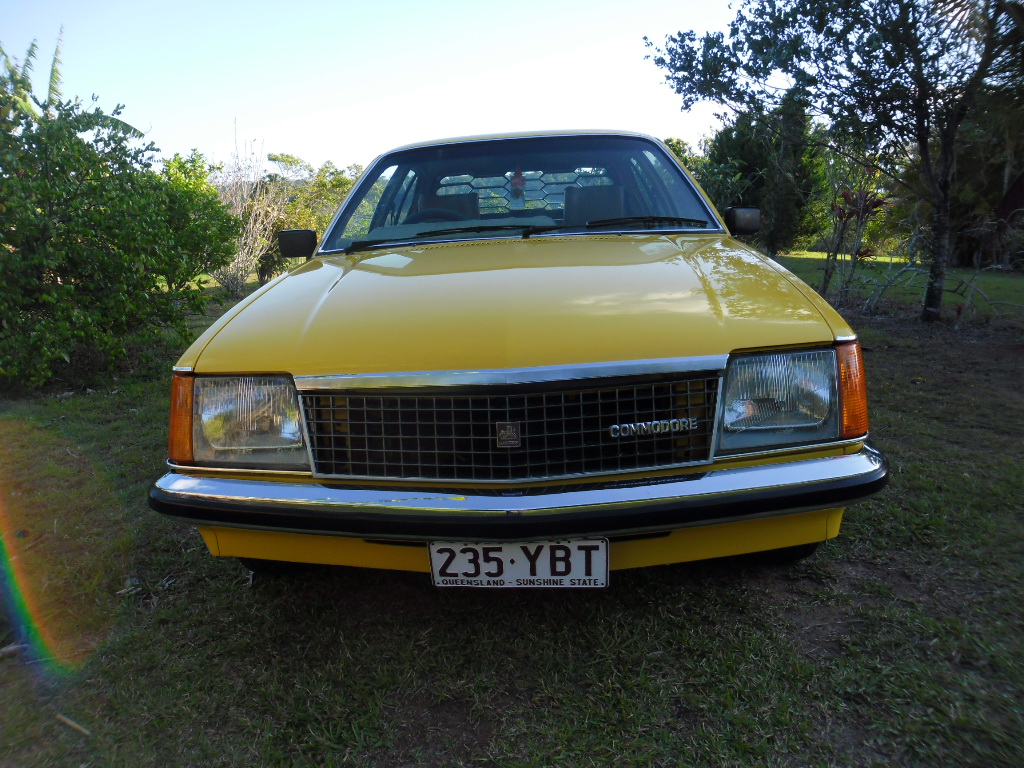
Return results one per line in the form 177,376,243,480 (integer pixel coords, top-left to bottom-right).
298,364,722,483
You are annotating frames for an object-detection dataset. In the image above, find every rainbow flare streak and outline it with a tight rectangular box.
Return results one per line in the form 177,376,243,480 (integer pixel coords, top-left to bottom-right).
0,418,128,681
0,497,82,679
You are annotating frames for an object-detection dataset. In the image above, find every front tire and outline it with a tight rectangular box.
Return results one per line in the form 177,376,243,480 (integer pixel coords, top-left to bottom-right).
760,542,821,565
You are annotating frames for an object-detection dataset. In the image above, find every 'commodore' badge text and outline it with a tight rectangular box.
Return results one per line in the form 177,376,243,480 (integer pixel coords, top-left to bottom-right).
609,419,699,438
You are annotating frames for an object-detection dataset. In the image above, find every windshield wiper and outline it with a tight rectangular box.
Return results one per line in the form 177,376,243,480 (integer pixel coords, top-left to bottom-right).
343,237,405,254
344,224,553,253
414,224,549,238
584,216,709,230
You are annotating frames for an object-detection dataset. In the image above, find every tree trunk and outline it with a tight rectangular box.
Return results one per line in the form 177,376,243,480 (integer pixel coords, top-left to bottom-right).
921,190,951,322
920,0,1004,319
921,120,961,323
821,215,848,297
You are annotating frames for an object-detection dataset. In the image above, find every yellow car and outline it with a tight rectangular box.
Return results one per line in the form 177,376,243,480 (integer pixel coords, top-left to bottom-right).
149,131,888,587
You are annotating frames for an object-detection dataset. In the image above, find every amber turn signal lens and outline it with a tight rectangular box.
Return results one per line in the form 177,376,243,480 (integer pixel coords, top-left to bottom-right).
838,342,869,438
168,372,194,463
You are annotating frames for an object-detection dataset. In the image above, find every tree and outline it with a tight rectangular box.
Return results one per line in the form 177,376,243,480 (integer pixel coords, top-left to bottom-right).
159,151,239,292
702,91,816,256
818,169,888,299
210,145,286,298
1,36,60,129
945,87,1024,268
2,31,140,139
206,151,360,293
271,156,359,236
648,0,1024,321
664,137,753,214
1,38,237,386
258,155,359,284
667,93,819,257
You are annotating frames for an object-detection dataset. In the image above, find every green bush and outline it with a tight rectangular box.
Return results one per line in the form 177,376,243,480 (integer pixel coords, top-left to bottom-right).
0,86,237,387
159,150,239,293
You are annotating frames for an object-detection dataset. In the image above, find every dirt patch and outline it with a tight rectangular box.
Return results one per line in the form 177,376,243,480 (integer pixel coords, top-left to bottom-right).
382,692,497,768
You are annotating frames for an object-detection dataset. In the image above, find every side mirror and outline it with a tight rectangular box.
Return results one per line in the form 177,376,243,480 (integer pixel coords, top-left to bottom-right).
278,229,318,259
723,207,761,236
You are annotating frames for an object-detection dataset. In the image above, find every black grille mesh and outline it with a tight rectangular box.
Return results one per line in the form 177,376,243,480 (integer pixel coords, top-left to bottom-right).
301,373,718,482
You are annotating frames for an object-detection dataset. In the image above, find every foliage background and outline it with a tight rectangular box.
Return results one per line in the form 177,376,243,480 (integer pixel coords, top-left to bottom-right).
650,0,1024,319
1,43,238,387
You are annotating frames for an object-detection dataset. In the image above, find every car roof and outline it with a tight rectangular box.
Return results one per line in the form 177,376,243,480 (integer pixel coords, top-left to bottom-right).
385,129,664,154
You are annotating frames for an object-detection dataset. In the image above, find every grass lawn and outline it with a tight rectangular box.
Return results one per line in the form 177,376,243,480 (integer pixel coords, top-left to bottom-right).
2,275,1023,767
778,251,1024,324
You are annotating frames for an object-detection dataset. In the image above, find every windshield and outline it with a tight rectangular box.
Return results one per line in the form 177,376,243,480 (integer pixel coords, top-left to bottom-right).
321,135,721,252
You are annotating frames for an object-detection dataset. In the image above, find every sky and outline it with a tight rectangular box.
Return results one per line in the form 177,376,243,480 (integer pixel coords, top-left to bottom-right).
2,0,736,171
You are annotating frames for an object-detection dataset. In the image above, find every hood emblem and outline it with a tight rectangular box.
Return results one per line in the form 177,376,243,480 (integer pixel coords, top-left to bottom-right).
496,422,521,448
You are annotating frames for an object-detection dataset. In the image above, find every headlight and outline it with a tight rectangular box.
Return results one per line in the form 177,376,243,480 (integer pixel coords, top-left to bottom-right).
173,375,309,470
718,349,840,453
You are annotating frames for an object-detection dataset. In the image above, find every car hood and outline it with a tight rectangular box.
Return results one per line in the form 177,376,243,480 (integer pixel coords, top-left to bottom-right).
184,234,849,375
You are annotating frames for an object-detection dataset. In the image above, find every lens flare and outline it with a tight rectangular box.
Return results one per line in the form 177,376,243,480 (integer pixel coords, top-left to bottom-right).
0,418,127,680
0,494,81,678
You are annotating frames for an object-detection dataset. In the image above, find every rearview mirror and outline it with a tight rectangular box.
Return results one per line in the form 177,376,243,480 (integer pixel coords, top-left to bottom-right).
278,229,318,259
724,207,761,236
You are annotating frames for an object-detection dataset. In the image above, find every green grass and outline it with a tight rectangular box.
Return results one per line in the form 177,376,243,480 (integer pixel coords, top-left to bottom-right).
779,251,1024,324
2,278,1023,767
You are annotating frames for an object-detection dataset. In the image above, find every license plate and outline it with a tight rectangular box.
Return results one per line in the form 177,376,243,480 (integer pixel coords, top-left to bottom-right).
428,538,608,588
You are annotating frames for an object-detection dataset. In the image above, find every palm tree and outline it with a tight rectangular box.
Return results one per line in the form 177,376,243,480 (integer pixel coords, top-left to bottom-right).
1,31,141,136
1,34,61,121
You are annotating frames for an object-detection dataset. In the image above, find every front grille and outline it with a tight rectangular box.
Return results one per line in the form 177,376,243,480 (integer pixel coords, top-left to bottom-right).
301,373,719,482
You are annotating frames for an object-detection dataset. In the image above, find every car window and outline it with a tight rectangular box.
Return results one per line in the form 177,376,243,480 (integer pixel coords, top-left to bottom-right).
343,164,397,240
435,167,613,215
321,136,719,251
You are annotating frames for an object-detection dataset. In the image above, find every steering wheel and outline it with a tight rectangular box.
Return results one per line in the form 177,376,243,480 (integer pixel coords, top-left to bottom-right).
404,208,468,224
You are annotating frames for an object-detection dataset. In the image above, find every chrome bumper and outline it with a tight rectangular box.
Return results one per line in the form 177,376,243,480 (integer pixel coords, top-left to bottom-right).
149,445,888,540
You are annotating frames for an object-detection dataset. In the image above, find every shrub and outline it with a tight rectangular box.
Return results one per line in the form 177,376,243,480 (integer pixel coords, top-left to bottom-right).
0,84,237,387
